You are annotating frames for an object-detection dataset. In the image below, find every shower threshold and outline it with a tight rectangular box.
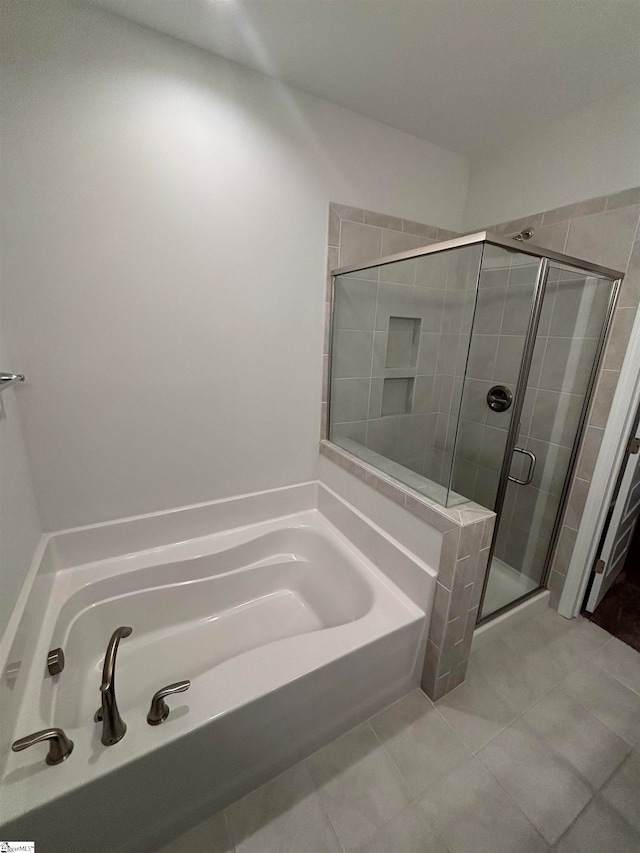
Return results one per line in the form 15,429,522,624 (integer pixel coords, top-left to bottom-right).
481,557,539,619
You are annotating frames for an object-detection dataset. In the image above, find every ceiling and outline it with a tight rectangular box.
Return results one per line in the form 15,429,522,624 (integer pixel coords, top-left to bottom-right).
93,0,640,156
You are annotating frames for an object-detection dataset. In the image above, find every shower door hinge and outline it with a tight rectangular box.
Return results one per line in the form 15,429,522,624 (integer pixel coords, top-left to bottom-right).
594,558,606,575
628,436,640,455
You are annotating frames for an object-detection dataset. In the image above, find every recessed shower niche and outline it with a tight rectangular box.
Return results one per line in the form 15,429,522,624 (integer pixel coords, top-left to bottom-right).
381,316,421,416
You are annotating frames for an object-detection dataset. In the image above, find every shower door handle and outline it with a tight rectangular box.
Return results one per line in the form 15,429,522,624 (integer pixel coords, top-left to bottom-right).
508,447,536,486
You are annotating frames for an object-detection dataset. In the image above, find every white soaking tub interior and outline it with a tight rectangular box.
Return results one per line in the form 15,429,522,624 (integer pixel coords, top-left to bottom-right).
0,482,434,853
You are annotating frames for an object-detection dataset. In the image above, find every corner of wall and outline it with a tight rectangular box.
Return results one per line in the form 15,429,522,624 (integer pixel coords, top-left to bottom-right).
463,85,640,231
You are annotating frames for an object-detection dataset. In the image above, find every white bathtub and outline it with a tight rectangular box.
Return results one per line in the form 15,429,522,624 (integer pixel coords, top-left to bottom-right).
0,484,433,852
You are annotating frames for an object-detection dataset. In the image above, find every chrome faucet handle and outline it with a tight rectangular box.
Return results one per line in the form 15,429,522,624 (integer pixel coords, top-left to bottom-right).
12,728,74,765
147,680,191,726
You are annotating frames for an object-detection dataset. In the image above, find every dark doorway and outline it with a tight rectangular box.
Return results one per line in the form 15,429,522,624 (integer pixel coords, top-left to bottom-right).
585,518,640,652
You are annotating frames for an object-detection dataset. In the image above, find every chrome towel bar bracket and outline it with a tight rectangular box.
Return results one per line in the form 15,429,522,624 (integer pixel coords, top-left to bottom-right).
0,372,25,391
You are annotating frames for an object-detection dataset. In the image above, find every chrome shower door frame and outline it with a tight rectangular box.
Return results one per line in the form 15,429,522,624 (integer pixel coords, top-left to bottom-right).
475,257,550,624
476,263,622,625
329,231,624,625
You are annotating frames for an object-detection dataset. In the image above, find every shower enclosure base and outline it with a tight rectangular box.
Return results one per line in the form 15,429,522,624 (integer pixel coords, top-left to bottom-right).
473,589,551,652
481,558,539,619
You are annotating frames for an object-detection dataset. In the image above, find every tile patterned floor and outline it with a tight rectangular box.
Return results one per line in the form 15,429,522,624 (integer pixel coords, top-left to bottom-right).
155,608,640,853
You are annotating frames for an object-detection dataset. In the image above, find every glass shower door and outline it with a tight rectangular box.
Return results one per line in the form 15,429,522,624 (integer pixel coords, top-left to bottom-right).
479,262,617,620
449,245,544,511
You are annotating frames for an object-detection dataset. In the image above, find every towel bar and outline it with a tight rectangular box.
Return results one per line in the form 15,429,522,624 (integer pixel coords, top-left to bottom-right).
0,372,25,391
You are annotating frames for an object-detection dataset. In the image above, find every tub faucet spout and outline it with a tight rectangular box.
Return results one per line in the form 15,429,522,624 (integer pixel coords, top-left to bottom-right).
95,626,132,746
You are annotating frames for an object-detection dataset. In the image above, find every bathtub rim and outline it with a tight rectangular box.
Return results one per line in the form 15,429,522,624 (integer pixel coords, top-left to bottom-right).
0,481,435,825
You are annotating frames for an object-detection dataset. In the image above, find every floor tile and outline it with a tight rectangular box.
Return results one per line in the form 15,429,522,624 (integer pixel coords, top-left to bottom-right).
435,666,518,751
154,811,232,853
355,802,449,853
499,607,575,656
560,614,612,654
226,762,340,853
600,750,640,833
478,720,591,844
593,637,640,695
420,758,547,853
525,620,612,684
369,689,472,796
520,687,631,789
306,722,412,850
562,664,640,746
470,638,554,713
554,797,640,853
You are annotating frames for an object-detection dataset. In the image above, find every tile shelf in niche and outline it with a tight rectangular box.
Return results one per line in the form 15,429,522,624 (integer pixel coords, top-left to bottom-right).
384,367,418,380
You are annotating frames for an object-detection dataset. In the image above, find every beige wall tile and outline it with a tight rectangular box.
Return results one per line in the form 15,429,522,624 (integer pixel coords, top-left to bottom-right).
589,369,620,429
552,525,577,575
606,187,640,211
328,206,340,247
323,302,331,354
421,639,440,696
547,569,566,609
327,246,338,299
430,582,452,647
322,354,329,403
618,241,640,308
564,205,640,272
364,209,404,230
542,195,607,226
381,228,421,256
436,227,461,241
564,477,590,531
530,221,569,254
403,219,439,240
603,307,637,370
338,220,383,268
330,202,364,222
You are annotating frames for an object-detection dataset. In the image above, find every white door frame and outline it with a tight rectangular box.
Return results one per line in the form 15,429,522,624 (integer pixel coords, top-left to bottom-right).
558,306,640,618
585,417,640,611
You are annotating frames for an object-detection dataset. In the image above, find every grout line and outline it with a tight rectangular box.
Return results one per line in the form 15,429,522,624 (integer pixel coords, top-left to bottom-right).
367,718,418,801
364,718,460,852
588,643,640,699
301,757,347,853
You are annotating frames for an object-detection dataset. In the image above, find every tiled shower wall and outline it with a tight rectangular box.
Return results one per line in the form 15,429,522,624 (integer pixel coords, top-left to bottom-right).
485,187,640,607
325,205,466,490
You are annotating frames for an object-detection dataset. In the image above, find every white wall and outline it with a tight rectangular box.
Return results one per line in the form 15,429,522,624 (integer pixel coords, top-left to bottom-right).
0,353,41,640
464,85,640,228
0,0,470,532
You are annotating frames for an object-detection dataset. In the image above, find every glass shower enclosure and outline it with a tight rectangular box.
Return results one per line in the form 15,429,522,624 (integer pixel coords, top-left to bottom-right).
328,232,622,623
